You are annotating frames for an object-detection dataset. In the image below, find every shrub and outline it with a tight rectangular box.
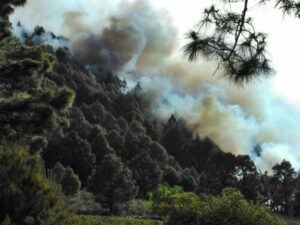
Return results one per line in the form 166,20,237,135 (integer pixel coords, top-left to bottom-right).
165,188,285,225
66,190,101,215
152,184,183,216
153,184,183,203
124,199,153,218
71,216,163,225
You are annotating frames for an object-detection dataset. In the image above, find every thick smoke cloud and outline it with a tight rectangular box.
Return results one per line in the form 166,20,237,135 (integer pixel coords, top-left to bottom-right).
67,0,177,74
10,0,300,171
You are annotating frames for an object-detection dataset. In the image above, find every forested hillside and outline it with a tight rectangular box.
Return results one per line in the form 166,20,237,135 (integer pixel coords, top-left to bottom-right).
1,1,300,225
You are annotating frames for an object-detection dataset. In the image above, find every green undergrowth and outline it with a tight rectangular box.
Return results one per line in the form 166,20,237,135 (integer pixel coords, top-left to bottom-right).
284,218,300,225
71,216,163,225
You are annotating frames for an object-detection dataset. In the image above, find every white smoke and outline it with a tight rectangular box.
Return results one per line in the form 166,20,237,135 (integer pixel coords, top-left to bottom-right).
10,0,300,172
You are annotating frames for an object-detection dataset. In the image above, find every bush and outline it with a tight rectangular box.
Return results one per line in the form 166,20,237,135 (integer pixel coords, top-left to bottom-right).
66,190,101,215
152,184,183,203
165,188,285,225
71,215,163,225
152,184,183,216
124,199,153,218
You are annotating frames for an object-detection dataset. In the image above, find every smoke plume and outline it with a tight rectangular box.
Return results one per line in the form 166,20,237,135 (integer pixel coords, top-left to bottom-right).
10,0,300,172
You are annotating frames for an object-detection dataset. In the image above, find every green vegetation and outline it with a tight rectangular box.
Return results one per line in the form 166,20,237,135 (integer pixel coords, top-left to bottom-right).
163,188,285,225
125,199,153,218
151,184,183,216
53,162,81,196
89,154,137,215
0,36,74,149
285,218,300,225
0,144,70,225
66,191,101,215
71,216,162,225
153,184,183,203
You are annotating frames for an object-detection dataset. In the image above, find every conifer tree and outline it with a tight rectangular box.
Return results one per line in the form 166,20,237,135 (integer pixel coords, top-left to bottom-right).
269,160,297,215
89,153,137,215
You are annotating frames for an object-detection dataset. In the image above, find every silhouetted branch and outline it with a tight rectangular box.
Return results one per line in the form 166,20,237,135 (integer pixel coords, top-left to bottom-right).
184,0,276,84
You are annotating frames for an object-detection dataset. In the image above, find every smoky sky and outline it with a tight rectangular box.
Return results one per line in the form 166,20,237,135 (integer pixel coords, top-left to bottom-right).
10,0,300,172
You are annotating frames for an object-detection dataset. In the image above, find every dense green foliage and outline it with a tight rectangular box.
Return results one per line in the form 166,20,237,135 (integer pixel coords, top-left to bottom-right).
153,184,183,203
71,216,162,225
163,189,285,225
0,36,74,150
0,145,70,225
53,162,81,196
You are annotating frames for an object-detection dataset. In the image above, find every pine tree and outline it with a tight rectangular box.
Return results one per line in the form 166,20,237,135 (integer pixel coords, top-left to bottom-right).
89,153,137,215
184,0,274,83
235,155,262,202
269,160,297,215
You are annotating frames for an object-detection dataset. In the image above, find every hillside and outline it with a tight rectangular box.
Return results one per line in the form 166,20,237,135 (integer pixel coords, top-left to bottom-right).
1,1,300,225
